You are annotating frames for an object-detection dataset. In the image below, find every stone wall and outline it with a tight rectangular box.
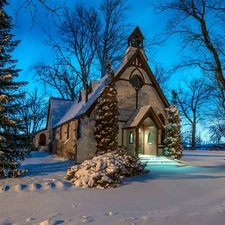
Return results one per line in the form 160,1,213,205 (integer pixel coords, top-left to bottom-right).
52,120,77,160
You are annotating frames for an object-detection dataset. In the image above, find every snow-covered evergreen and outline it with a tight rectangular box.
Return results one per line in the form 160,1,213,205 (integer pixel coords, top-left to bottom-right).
163,105,183,159
0,1,30,178
93,67,119,155
65,148,148,189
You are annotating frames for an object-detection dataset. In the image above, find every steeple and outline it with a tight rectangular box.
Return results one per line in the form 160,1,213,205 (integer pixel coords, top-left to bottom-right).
127,26,144,49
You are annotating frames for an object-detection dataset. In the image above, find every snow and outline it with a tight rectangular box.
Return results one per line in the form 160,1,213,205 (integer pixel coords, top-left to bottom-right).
123,105,163,129
65,151,147,189
49,62,124,129
49,98,75,128
54,75,108,128
1,150,225,224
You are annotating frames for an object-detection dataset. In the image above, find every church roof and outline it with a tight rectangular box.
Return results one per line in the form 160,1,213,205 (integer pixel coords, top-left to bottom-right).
128,26,144,41
53,75,108,128
128,26,144,49
48,27,169,129
122,105,164,130
49,47,169,129
49,98,74,129
50,63,125,129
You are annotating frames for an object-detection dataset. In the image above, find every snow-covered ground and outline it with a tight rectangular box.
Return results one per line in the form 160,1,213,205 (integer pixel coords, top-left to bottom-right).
1,150,225,225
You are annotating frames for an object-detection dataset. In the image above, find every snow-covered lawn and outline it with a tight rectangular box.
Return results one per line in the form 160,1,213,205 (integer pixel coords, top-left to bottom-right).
1,150,225,225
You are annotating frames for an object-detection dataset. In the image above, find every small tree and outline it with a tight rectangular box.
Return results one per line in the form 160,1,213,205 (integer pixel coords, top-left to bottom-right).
164,92,183,159
94,65,119,155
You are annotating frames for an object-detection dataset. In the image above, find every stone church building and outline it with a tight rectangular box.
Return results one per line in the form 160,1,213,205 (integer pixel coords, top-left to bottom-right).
33,27,170,163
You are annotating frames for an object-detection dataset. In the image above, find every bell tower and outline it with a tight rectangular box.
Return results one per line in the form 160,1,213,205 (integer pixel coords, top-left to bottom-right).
127,26,144,49
124,26,146,63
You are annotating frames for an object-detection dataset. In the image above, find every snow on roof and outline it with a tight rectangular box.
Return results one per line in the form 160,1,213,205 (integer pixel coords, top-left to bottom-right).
53,75,108,128
122,105,164,129
51,62,126,129
50,98,75,128
122,105,152,129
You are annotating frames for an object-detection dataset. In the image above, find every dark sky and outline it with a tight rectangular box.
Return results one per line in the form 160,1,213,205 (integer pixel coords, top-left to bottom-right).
7,0,180,92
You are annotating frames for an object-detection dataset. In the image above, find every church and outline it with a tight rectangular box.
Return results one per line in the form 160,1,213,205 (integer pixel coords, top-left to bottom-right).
33,26,170,163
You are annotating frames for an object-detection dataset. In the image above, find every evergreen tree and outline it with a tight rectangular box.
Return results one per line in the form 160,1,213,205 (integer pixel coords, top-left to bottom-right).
163,104,183,160
94,64,119,155
0,0,30,178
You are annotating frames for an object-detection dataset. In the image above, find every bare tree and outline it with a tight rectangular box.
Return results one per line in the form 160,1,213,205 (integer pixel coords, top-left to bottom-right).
174,76,211,149
153,64,171,94
58,5,99,101
17,88,48,135
10,0,66,26
153,0,225,89
95,0,131,77
206,73,225,139
32,0,131,100
32,4,99,101
209,124,224,144
32,55,82,100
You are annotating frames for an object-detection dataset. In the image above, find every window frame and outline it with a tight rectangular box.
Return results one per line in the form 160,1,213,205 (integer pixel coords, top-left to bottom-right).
129,131,134,144
148,132,152,144
67,123,70,139
77,119,82,140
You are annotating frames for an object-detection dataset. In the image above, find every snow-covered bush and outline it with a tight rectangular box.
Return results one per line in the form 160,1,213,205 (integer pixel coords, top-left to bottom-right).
0,167,28,179
164,105,183,159
65,148,148,189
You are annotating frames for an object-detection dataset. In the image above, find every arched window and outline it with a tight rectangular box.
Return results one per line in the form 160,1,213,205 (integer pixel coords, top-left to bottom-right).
148,132,152,144
59,127,62,140
67,123,70,139
39,133,46,146
129,131,133,144
77,119,82,140
52,129,56,140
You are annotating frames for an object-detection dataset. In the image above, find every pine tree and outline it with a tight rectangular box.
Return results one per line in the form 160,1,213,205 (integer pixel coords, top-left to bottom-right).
94,65,119,155
163,105,183,159
0,0,30,178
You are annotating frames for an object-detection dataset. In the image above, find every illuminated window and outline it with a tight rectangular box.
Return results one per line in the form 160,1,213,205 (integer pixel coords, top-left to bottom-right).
148,132,152,144
129,131,133,144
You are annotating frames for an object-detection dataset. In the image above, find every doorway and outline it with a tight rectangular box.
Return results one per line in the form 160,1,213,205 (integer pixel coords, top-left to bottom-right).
138,117,157,155
39,133,46,146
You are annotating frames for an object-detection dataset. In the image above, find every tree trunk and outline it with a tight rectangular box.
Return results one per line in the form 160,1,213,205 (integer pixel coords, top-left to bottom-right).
192,123,196,150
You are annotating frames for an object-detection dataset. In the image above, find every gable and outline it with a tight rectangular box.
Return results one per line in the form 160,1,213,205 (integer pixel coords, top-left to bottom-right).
47,98,74,129
45,32,169,130
114,47,169,108
122,105,164,130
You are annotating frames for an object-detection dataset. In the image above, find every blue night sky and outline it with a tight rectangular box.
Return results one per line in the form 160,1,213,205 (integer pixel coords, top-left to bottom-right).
5,0,212,142
7,0,181,92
